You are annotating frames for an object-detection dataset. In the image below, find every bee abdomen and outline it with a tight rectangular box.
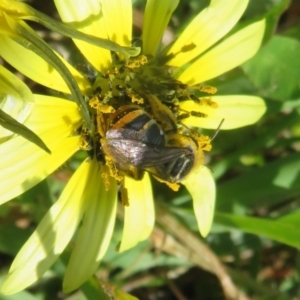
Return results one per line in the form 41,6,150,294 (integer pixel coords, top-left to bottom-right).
110,106,165,146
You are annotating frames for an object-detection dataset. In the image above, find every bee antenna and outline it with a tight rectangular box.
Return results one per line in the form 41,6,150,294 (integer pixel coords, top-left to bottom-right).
210,119,224,142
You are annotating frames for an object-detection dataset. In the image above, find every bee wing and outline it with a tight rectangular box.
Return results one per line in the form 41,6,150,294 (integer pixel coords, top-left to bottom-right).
106,128,138,140
103,138,189,168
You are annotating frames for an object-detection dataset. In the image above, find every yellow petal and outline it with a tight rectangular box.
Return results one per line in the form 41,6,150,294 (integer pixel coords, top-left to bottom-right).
182,166,215,237
0,0,40,17
54,0,111,72
0,65,34,141
0,136,80,205
1,160,93,295
101,0,132,47
180,95,266,129
29,95,81,136
118,173,155,252
0,35,89,93
53,0,101,22
168,0,248,67
0,96,81,204
142,0,179,55
178,19,266,84
63,165,117,293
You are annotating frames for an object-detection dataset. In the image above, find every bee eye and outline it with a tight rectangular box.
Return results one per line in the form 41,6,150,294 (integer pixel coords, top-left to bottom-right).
168,153,194,181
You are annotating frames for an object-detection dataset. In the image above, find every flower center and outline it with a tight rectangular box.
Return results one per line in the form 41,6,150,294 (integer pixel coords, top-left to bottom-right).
80,53,215,186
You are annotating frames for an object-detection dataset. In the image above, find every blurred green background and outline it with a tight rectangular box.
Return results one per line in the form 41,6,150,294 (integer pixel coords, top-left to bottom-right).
1,0,300,299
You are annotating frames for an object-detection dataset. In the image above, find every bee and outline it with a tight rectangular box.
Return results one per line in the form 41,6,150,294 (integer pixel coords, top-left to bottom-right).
102,128,196,182
100,105,198,183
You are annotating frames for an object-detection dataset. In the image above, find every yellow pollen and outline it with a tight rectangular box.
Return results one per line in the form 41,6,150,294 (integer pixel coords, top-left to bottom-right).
126,55,148,69
109,74,115,81
198,85,217,94
153,175,180,191
139,55,148,65
106,158,124,182
121,185,130,206
90,92,115,112
89,96,99,109
103,91,113,102
166,182,180,191
79,127,91,150
127,89,144,104
191,111,208,118
200,97,218,108
198,135,212,152
79,137,90,150
101,166,112,191
97,103,115,114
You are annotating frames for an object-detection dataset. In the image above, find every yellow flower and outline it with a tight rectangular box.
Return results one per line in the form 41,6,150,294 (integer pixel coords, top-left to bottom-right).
0,0,266,294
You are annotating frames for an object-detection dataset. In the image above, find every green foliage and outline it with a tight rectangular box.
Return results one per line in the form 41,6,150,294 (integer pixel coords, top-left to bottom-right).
243,35,300,100
1,0,300,299
0,109,50,154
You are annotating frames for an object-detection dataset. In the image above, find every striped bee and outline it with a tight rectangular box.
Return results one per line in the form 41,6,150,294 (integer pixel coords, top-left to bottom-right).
100,105,197,182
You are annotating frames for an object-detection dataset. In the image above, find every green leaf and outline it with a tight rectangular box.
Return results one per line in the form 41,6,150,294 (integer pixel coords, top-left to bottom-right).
245,0,290,43
104,240,189,276
208,69,259,96
81,276,138,300
0,284,38,300
262,0,290,44
242,35,300,101
114,289,138,300
215,212,300,248
279,211,300,225
0,224,31,256
284,23,300,41
216,151,300,212
0,109,50,154
212,109,300,179
81,277,111,300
